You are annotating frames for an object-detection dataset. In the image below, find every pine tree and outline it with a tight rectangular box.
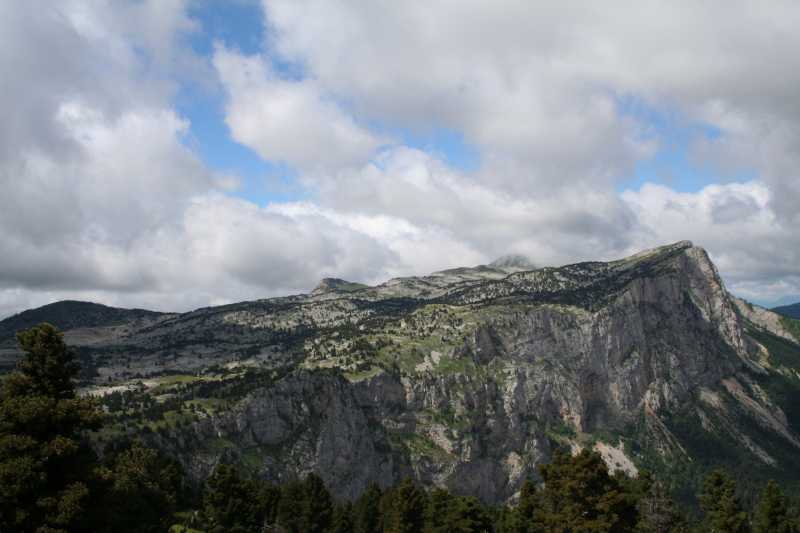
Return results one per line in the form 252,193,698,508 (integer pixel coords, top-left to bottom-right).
531,448,639,532
259,481,282,527
516,477,539,528
276,480,306,533
753,480,797,533
302,473,334,533
353,482,383,533
98,442,183,532
637,474,686,533
425,487,455,533
202,463,264,533
384,477,427,533
330,501,355,533
495,504,526,533
439,495,493,533
0,323,104,532
699,470,750,533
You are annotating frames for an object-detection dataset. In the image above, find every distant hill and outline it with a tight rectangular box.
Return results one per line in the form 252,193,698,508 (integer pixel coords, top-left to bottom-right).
773,302,800,319
311,278,369,296
488,254,537,271
0,300,164,341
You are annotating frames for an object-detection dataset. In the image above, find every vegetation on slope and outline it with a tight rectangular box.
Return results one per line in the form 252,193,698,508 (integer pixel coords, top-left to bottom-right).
3,324,800,532
780,316,800,343
0,300,164,341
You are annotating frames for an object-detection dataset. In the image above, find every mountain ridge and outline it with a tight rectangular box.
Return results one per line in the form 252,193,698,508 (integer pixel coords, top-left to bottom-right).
0,242,690,331
774,302,800,319
2,241,799,504
0,300,166,341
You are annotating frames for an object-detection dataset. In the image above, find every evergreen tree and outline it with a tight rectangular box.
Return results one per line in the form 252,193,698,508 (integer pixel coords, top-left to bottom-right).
699,470,750,533
425,488,455,533
439,495,493,532
276,480,306,533
330,501,355,533
0,323,104,532
753,480,797,533
384,477,427,533
353,482,383,533
302,473,334,533
99,442,183,532
791,497,800,533
531,448,639,532
259,482,282,527
515,477,539,530
494,504,527,533
274,474,334,533
636,474,686,533
202,463,264,533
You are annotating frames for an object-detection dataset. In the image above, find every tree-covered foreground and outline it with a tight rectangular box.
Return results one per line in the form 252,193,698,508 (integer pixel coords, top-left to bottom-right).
1,324,799,532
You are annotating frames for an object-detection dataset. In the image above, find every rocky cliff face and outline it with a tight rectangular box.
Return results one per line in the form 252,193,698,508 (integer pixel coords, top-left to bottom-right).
4,241,800,502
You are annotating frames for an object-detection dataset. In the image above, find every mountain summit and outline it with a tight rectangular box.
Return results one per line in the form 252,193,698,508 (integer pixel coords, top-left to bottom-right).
310,277,369,296
1,241,799,503
487,254,537,271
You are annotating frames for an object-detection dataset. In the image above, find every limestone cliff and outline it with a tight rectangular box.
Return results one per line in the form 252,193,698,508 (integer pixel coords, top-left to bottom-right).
4,241,800,502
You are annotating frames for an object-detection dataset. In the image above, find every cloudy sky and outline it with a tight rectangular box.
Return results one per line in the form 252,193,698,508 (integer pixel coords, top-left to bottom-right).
1,0,799,318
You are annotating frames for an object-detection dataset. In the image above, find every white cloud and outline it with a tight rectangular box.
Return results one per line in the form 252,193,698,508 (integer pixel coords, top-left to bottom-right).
0,104,209,289
314,146,639,264
213,46,386,171
260,0,800,202
2,0,800,318
622,182,800,302
0,1,211,296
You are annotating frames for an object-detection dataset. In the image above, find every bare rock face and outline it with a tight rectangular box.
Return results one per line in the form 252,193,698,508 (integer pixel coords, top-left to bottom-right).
733,296,797,342
6,242,800,503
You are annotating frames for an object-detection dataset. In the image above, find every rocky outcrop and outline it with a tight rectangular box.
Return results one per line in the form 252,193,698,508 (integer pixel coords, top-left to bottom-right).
7,242,800,503
734,296,799,342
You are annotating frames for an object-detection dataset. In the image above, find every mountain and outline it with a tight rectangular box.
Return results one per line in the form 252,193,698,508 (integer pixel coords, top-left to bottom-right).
774,302,800,319
311,277,370,296
487,254,537,271
3,241,800,504
0,301,168,373
0,300,165,339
